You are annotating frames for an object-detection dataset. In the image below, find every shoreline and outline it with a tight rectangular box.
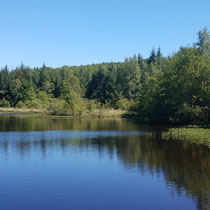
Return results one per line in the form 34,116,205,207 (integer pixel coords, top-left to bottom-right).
162,126,210,148
0,107,128,119
1,108,210,148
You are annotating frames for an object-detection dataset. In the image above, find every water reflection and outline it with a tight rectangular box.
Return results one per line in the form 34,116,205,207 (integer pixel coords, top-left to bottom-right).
0,116,210,209
0,115,163,132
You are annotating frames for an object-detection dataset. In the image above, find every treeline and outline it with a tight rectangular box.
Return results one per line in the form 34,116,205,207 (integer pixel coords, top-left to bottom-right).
0,28,209,124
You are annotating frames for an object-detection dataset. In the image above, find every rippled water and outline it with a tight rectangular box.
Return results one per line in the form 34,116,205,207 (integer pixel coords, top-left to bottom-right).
0,116,210,210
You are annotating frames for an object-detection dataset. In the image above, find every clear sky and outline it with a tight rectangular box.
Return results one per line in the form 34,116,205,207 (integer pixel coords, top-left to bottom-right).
0,0,209,69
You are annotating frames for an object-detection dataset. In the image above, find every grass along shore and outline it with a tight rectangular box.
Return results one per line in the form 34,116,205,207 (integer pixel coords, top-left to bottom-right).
162,126,210,148
0,107,45,114
0,107,127,118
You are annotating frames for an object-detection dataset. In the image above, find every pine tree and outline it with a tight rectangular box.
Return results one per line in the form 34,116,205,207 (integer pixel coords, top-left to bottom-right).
147,48,156,64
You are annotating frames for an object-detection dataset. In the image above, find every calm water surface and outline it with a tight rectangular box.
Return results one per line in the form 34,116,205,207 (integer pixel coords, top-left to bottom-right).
0,116,210,210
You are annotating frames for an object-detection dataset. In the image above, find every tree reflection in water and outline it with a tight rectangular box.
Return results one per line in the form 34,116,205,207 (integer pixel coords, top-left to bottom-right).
0,116,210,209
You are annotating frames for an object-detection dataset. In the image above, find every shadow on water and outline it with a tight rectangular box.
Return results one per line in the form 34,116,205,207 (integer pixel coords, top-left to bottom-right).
0,116,210,209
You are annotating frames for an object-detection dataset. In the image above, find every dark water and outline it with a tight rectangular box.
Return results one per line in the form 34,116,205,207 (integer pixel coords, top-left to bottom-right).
0,116,210,210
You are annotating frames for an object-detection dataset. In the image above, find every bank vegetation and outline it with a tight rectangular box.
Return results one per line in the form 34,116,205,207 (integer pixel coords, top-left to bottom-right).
0,28,209,125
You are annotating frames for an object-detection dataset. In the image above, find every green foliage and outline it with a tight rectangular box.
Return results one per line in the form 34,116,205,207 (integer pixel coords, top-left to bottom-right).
147,48,156,64
59,76,87,115
117,58,141,99
15,101,26,108
24,99,43,109
135,29,210,124
196,27,210,54
87,100,102,111
47,98,68,115
162,127,210,147
16,81,36,103
116,98,134,111
0,28,209,122
69,97,87,115
86,68,119,106
43,81,55,94
0,98,10,107
175,103,209,124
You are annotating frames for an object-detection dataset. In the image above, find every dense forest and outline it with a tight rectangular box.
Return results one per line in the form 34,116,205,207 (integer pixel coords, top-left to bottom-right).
0,28,209,124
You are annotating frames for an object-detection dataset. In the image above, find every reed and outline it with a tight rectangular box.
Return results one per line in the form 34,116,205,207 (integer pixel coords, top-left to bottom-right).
162,127,210,148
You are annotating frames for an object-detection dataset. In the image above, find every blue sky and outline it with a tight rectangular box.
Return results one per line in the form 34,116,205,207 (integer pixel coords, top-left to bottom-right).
0,0,209,68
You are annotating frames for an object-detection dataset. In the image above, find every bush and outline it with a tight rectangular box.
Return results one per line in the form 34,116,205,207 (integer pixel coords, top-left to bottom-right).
47,98,68,115
47,97,87,116
15,101,26,108
175,103,209,124
25,99,43,109
0,98,10,107
116,98,134,111
86,100,102,111
16,99,44,109
70,97,87,116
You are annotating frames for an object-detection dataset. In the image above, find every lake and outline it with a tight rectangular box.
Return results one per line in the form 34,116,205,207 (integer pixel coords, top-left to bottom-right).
0,116,210,210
